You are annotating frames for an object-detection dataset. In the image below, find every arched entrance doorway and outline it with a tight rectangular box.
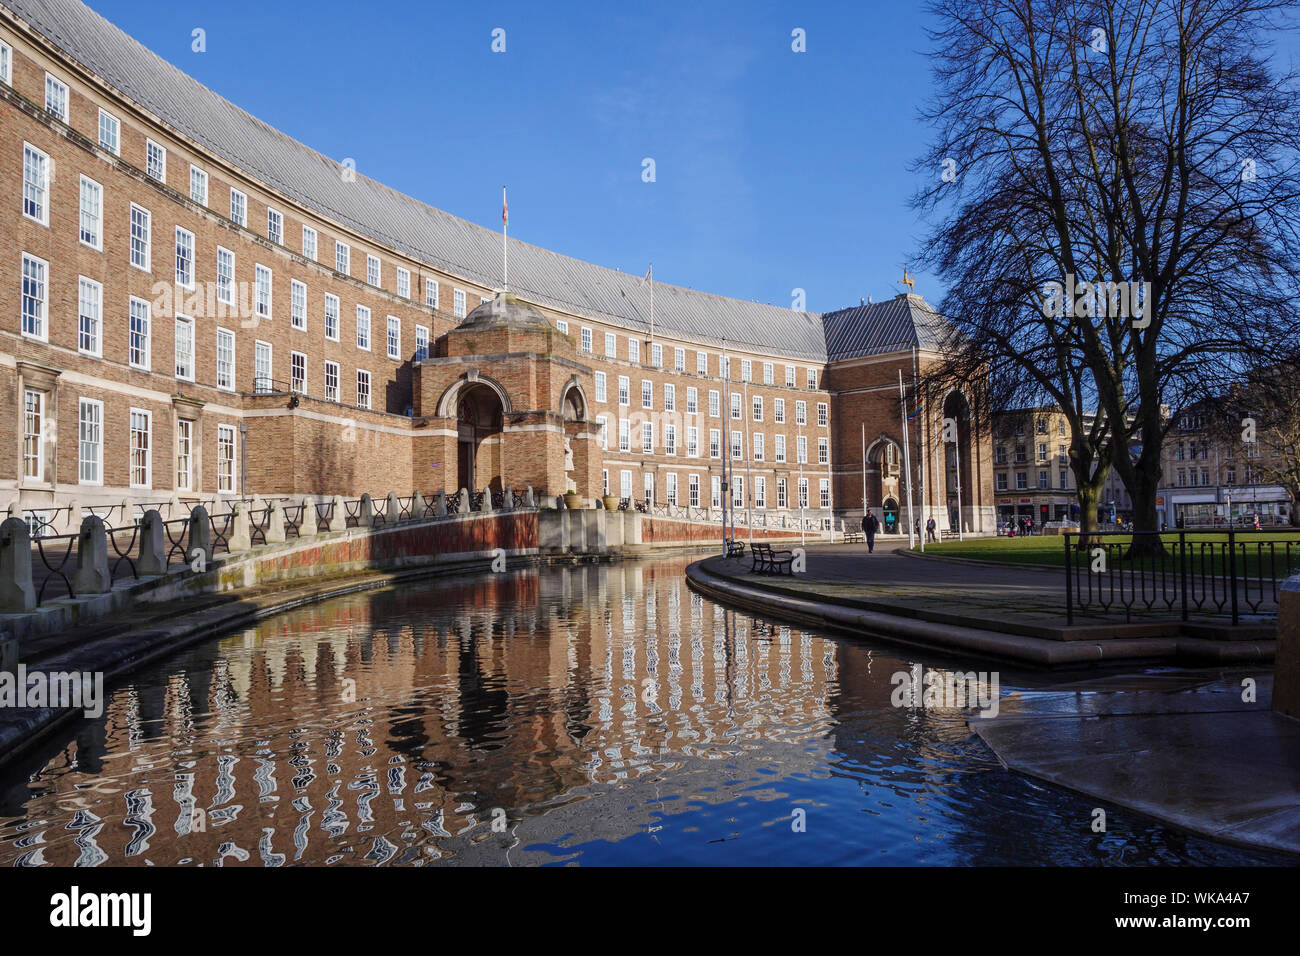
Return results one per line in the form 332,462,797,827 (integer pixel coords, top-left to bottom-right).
941,390,975,532
457,383,504,492
882,497,899,534
865,436,902,516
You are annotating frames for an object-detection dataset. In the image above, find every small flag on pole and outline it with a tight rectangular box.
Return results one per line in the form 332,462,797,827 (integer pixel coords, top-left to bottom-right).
638,264,652,286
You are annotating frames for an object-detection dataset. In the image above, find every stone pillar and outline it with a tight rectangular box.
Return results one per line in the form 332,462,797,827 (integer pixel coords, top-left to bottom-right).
1275,575,1300,719
73,514,112,594
358,493,375,529
189,505,213,567
523,486,535,509
59,498,82,535
137,509,167,576
435,490,448,517
501,487,514,512
265,502,287,544
297,498,318,538
0,516,36,612
386,492,402,523
456,488,471,514
328,496,347,532
481,487,494,514
412,491,427,519
228,502,253,552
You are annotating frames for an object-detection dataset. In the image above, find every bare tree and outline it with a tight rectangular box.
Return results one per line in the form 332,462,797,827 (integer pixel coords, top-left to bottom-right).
914,0,1300,552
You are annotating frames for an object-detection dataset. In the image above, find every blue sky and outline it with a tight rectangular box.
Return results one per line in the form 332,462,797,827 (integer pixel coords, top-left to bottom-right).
84,0,1299,315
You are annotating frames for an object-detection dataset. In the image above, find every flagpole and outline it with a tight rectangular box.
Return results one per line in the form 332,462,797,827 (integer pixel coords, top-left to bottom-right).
649,263,655,344
502,186,508,293
861,423,867,517
899,369,915,549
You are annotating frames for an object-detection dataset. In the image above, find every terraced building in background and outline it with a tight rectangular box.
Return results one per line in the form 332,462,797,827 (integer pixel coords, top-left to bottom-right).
0,0,994,535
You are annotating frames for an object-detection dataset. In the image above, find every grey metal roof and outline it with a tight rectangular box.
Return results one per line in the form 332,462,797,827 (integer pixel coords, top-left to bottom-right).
820,294,953,362
3,0,951,365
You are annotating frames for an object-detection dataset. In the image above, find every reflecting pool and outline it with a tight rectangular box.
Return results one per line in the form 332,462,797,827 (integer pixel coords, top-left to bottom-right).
0,557,1287,866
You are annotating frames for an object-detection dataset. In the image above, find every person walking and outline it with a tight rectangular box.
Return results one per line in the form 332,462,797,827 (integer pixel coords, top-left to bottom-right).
863,511,879,553
926,516,937,542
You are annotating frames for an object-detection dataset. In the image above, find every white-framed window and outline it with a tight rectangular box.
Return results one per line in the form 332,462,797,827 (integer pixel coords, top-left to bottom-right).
687,426,699,457
798,477,809,509
709,429,721,459
22,388,44,481
302,225,317,261
130,204,151,271
146,140,167,182
785,365,796,388
216,246,235,305
453,289,466,317
602,469,609,494
324,360,339,402
797,435,808,464
666,472,678,506
291,279,307,330
711,475,721,508
21,253,48,341
22,143,49,225
77,174,102,251
387,315,401,359
755,476,767,509
820,478,831,508
396,267,410,298
597,414,609,451
415,325,429,361
216,327,235,391
618,418,630,452
267,207,283,244
697,351,707,375
775,398,786,423
807,368,818,389
664,383,675,411
425,277,438,309
731,430,742,460
753,433,764,461
97,109,120,155
291,351,307,394
674,347,685,371
78,398,103,485
335,241,350,275
709,390,720,417
763,362,774,385
628,338,640,364
254,340,272,393
620,470,633,499
77,276,101,356
254,263,272,318
605,332,617,357
175,418,193,492
44,73,68,121
581,327,592,353
642,379,653,409
741,359,752,382
818,402,828,426
818,436,829,464
129,409,153,489
651,343,663,368
366,254,380,286
689,474,700,508
356,305,371,350
594,371,607,403
796,400,807,425
217,424,236,493
732,475,744,508
644,472,655,507
189,165,208,206
777,478,788,509
356,369,371,409
665,423,677,456
642,421,655,454
775,434,786,462
324,293,340,341
686,387,698,414
175,227,195,288
618,376,630,406
174,314,194,381
730,393,742,419
752,395,763,421
0,40,11,85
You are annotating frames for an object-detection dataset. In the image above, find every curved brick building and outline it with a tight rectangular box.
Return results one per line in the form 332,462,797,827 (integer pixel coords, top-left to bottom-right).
0,0,993,533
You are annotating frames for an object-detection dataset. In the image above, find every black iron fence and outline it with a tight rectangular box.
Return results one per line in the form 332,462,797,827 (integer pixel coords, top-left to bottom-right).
1064,530,1300,625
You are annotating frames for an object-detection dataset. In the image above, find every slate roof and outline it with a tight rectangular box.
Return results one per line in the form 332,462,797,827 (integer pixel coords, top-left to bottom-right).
820,295,953,362
2,0,951,365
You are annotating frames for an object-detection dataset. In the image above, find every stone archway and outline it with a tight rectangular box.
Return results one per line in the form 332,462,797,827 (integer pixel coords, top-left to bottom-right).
457,383,504,493
865,435,902,514
941,390,975,531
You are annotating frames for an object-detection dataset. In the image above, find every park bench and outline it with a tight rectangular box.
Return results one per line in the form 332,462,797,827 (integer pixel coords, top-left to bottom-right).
843,531,864,544
942,529,960,541
750,542,794,575
725,540,747,559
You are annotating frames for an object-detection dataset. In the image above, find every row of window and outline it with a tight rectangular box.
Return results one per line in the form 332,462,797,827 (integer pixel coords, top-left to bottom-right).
567,325,820,388
591,417,828,463
996,470,1070,491
995,442,1067,465
602,469,830,510
21,388,237,492
590,372,828,424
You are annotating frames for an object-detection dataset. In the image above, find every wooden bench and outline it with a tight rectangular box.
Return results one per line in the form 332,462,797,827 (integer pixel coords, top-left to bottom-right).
843,531,864,544
725,540,747,559
941,529,960,541
750,542,794,575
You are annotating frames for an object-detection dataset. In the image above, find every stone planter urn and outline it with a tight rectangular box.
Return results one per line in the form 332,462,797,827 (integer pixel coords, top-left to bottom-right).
564,492,582,510
602,495,621,512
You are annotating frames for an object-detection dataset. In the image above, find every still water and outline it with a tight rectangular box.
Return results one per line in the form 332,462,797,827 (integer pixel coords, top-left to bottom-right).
0,557,1286,866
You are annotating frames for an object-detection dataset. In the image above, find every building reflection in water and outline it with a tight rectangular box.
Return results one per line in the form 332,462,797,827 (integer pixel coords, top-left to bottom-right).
0,558,1280,867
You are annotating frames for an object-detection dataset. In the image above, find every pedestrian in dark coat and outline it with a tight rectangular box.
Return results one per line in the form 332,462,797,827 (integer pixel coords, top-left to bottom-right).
863,511,879,553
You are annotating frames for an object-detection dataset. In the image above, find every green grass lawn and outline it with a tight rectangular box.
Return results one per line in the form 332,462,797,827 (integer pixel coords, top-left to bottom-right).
920,532,1300,579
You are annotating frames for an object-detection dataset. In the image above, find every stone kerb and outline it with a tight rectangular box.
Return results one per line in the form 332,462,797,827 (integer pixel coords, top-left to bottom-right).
137,509,167,576
72,515,111,594
0,516,35,612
